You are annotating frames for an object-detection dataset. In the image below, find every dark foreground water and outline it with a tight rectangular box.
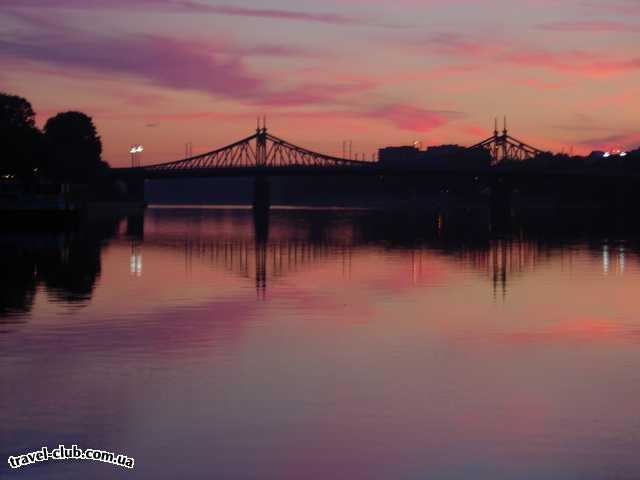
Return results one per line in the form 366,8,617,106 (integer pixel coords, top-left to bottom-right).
2,206,640,479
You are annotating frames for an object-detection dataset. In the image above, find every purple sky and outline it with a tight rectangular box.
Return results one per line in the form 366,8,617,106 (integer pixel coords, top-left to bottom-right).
1,0,638,165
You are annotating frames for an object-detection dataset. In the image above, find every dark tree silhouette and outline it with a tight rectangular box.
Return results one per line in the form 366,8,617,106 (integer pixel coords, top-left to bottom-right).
0,92,43,179
44,111,106,183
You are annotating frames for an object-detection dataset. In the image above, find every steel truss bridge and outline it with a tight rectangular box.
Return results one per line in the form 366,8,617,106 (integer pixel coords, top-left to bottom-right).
121,123,547,179
135,127,371,179
469,120,545,165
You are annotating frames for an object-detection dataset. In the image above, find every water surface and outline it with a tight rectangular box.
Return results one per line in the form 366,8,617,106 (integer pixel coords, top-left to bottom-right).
2,207,640,479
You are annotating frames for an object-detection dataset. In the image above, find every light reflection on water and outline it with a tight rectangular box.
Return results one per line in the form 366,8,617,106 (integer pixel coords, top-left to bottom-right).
1,206,640,479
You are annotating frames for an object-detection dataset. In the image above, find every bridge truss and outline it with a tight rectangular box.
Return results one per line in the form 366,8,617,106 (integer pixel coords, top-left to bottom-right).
469,120,546,165
133,120,547,177
141,127,370,175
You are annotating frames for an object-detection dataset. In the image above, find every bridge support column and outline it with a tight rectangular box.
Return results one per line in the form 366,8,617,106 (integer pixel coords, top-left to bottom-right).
126,214,145,239
118,173,146,205
253,175,271,213
489,178,513,232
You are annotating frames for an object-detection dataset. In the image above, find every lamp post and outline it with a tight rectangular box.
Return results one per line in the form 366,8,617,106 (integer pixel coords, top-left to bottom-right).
129,145,144,167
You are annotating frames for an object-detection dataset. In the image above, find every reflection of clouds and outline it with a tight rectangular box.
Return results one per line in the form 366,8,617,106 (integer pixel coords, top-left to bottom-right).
141,216,640,304
6,209,640,479
495,318,640,345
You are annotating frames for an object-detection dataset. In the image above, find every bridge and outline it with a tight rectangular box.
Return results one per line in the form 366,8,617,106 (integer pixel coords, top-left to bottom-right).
119,120,544,179
131,126,372,179
113,121,639,210
470,118,545,165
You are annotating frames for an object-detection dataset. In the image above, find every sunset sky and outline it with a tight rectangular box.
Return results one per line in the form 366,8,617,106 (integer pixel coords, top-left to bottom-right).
1,0,639,166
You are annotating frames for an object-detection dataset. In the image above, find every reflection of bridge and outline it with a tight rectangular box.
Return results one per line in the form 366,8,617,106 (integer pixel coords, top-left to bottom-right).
456,239,549,299
124,212,582,299
136,234,355,297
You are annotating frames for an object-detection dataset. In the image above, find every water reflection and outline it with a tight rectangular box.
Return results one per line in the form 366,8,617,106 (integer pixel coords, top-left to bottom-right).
3,206,640,480
0,217,122,321
1,207,639,320
133,207,640,300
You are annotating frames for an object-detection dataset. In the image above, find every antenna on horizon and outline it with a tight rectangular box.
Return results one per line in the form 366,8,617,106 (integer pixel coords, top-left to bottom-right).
503,116,508,136
494,117,499,137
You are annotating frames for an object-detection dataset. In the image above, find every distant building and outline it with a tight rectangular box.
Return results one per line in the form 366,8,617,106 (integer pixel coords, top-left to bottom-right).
378,143,491,169
424,145,466,157
378,146,419,165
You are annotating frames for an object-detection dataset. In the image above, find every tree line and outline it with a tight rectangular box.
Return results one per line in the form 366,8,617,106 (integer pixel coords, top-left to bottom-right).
0,92,109,184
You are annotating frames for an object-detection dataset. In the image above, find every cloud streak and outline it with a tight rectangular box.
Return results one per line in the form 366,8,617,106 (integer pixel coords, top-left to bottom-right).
0,15,379,108
413,32,640,77
538,21,640,33
0,32,261,98
578,132,640,151
1,0,363,25
371,105,460,132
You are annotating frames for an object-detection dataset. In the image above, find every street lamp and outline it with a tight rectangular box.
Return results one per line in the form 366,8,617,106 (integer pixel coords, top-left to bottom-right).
129,145,144,167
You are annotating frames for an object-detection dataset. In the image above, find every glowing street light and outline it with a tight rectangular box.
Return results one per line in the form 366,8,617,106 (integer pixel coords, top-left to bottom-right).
129,145,144,167
603,149,628,158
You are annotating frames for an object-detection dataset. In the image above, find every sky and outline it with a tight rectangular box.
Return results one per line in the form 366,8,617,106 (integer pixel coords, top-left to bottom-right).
1,0,639,166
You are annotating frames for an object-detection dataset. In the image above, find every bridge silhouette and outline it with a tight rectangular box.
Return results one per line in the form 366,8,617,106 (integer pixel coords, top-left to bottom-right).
135,126,371,179
114,121,638,210
470,118,545,165
122,121,543,179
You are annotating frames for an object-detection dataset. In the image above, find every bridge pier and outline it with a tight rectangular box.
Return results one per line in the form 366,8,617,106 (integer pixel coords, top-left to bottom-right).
489,178,513,232
253,175,271,213
126,214,145,240
114,172,146,205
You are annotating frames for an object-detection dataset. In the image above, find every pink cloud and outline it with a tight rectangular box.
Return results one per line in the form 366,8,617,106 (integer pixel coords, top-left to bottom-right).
578,132,640,152
371,105,459,132
0,31,261,97
461,124,490,138
520,78,571,90
413,32,640,78
538,21,640,33
583,0,640,15
255,79,378,108
420,32,499,57
0,17,377,108
502,49,640,76
177,2,359,25
162,104,457,138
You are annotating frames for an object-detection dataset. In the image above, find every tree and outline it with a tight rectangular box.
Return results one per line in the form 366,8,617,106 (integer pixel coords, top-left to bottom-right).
0,92,43,179
44,111,105,183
